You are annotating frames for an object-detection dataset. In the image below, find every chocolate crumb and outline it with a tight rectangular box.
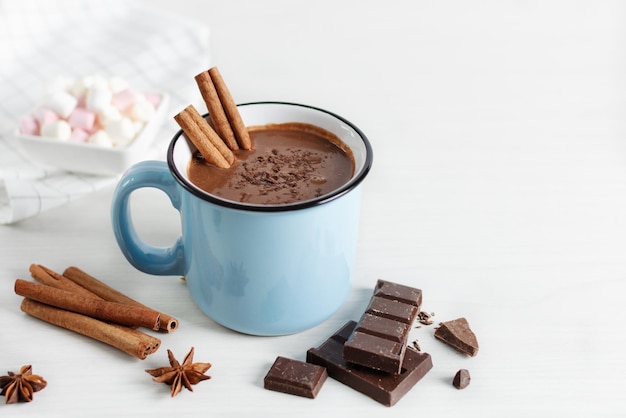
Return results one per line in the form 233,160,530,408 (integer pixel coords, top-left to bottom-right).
412,340,420,351
417,311,434,326
452,369,471,389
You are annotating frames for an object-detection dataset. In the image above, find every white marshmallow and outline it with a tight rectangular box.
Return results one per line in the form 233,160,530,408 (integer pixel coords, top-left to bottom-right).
98,104,122,126
88,130,113,147
67,81,86,98
105,117,136,145
45,76,74,96
88,74,109,90
108,76,129,93
40,120,72,141
130,99,155,122
43,90,77,118
68,75,97,97
86,85,113,114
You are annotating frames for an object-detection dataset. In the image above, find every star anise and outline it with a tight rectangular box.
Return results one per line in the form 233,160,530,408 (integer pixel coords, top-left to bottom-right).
0,365,47,404
145,347,211,397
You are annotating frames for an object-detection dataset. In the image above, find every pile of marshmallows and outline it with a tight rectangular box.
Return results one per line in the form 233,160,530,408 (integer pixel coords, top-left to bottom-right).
19,75,162,148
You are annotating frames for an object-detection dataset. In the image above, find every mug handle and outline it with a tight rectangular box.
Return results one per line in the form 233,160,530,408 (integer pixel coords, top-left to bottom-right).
111,160,185,276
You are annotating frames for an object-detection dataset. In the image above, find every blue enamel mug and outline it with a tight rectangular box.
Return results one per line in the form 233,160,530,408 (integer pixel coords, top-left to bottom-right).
111,102,373,335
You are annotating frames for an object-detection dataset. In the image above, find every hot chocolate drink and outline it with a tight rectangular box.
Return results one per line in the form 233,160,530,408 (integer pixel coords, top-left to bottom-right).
187,122,355,205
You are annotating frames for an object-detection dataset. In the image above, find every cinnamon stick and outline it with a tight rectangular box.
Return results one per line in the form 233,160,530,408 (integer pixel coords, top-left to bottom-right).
29,264,100,299
15,279,161,331
207,67,252,150
195,70,239,151
20,299,160,360
63,266,178,333
174,105,232,168
186,105,236,164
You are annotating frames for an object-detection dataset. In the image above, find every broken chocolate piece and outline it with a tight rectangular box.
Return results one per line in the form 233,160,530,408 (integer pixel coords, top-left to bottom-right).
307,321,433,407
343,279,422,373
434,317,479,356
264,356,327,399
452,369,471,389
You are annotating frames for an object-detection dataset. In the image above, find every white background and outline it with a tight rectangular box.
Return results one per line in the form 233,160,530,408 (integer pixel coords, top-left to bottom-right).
1,1,625,416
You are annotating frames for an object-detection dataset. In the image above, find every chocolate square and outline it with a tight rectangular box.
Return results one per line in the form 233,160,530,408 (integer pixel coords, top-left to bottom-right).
264,356,327,398
366,296,419,324
343,331,406,374
356,313,411,343
374,279,423,307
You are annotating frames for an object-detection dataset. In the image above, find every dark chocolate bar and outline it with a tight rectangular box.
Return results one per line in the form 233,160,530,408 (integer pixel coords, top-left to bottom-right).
307,321,432,407
343,280,422,373
264,356,327,399
434,317,479,356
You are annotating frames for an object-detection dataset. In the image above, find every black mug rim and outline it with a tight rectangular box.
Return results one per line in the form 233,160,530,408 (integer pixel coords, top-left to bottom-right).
167,101,373,213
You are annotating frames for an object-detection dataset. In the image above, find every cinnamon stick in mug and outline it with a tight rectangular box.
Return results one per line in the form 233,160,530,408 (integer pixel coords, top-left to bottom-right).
174,105,232,169
208,67,252,150
186,105,236,165
195,70,239,151
14,279,161,331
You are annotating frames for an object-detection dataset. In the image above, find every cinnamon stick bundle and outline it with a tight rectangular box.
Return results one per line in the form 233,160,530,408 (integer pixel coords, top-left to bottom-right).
15,279,161,331
175,66,253,170
62,266,178,333
20,299,160,360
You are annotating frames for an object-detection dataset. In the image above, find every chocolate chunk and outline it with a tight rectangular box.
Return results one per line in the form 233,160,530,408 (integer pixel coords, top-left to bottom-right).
264,356,327,398
343,280,422,373
434,317,479,356
307,321,433,407
452,369,471,389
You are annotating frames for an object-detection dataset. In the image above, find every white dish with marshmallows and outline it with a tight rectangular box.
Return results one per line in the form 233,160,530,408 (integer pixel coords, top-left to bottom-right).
10,75,170,176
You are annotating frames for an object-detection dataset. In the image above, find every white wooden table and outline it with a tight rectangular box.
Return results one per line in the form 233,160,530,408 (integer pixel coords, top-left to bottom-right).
2,1,625,416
